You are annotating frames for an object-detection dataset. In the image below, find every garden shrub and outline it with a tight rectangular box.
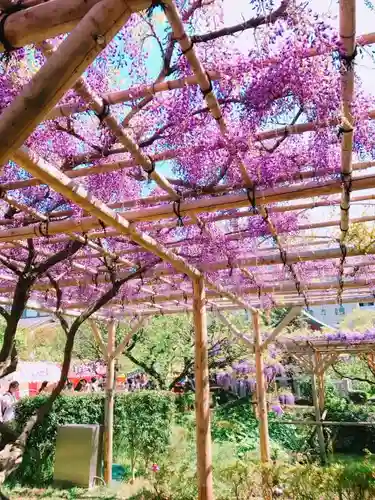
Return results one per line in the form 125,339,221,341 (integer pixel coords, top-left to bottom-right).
10,391,175,487
211,404,305,456
325,395,375,454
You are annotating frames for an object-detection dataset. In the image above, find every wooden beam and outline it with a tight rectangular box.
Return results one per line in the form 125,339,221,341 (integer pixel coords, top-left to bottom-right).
11,147,200,279
262,306,302,350
315,352,325,412
311,354,327,464
214,310,253,348
111,317,147,360
89,320,107,360
253,310,270,463
103,319,116,484
0,0,136,164
192,277,213,500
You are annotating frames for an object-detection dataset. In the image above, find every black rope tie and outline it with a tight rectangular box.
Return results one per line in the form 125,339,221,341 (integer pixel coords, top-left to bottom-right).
201,72,213,97
279,248,287,267
226,255,234,277
337,243,347,306
99,219,107,234
38,219,50,238
337,125,354,139
341,171,353,195
146,155,156,181
173,197,184,227
246,184,257,213
339,45,358,71
182,41,194,56
183,291,188,304
96,99,110,122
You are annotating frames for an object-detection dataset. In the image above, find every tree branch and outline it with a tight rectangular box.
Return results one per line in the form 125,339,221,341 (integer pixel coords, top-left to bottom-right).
331,364,375,386
190,0,289,43
34,240,84,275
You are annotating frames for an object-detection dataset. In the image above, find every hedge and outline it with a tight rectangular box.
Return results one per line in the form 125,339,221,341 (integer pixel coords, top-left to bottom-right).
10,391,175,486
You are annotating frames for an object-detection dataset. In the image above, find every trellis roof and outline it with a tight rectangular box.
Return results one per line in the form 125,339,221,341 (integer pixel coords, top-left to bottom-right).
0,0,373,322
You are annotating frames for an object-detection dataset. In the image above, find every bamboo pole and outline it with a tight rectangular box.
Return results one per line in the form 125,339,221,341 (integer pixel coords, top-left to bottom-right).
0,289,373,320
338,0,356,242
47,71,221,119
104,319,116,484
192,277,214,500
0,0,137,165
4,141,375,195
0,0,150,52
311,355,326,464
11,147,200,279
5,171,375,243
253,310,270,463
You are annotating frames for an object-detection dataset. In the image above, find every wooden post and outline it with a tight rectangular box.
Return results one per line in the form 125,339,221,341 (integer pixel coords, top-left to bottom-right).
315,353,325,412
311,356,326,464
192,277,213,500
104,320,116,484
253,311,270,463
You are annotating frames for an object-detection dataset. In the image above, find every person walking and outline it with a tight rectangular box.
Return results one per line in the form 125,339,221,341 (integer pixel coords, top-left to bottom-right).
1,381,19,423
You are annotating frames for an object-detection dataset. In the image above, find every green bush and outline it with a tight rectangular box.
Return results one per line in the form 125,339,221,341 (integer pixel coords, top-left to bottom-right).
11,391,175,486
325,395,375,454
211,404,304,457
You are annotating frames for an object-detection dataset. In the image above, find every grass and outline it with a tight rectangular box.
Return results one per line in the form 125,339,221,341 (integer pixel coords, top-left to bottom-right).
4,478,152,499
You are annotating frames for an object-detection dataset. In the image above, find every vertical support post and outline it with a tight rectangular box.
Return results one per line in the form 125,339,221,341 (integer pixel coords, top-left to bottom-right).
253,310,270,463
315,352,325,412
104,320,116,485
311,355,326,464
192,276,213,500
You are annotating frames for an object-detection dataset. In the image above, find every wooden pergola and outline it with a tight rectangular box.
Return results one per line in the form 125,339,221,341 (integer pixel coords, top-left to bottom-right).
271,336,375,463
0,0,374,498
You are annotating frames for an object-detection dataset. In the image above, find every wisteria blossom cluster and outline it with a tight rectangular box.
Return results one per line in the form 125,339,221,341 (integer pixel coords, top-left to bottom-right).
0,0,372,320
